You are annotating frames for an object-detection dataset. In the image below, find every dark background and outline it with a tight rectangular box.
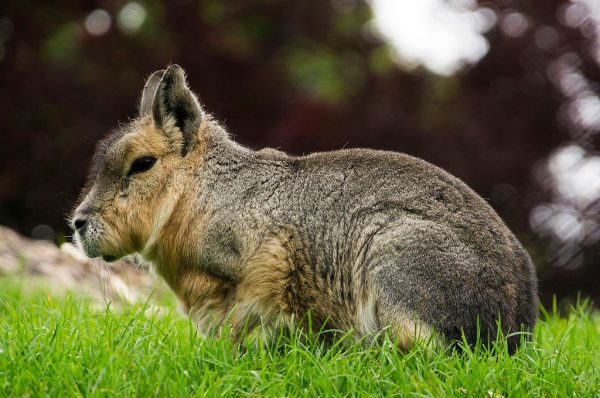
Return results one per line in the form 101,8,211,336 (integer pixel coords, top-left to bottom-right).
1,0,599,307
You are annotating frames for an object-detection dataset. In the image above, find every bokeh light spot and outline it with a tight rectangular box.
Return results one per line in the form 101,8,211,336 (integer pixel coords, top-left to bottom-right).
369,0,494,76
559,3,587,28
535,26,560,51
118,2,147,34
31,224,55,242
500,11,530,38
85,9,111,36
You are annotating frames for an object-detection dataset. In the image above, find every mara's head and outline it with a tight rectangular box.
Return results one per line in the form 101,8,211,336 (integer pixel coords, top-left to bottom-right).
71,65,204,262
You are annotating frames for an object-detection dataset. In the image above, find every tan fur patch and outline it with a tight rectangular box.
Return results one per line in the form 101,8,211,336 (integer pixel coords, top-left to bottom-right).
505,282,517,299
355,289,378,337
177,271,232,335
386,313,435,350
231,234,296,336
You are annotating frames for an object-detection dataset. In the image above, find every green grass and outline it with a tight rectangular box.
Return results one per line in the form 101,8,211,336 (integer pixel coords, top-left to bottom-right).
0,279,598,397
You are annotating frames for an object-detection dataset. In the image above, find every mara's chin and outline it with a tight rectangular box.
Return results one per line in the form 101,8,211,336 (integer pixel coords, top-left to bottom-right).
75,236,121,263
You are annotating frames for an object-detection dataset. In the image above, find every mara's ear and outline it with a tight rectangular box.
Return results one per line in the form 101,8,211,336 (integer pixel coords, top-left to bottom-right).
152,64,202,156
139,69,165,117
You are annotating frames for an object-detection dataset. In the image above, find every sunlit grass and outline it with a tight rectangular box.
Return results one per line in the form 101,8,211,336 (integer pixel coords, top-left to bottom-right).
0,279,598,397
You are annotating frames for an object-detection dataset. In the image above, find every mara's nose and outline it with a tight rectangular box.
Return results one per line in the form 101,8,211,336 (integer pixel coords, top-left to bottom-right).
73,217,88,234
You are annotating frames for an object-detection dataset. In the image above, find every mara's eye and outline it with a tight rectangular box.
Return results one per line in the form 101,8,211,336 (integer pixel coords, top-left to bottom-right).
127,156,157,176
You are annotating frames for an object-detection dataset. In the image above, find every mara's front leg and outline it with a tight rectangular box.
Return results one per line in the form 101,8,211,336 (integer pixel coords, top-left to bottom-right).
176,271,264,341
176,271,234,337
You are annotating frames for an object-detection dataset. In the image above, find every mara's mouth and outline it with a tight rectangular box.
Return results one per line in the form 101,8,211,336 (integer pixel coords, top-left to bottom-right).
74,226,124,263
101,254,118,263
76,237,120,263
